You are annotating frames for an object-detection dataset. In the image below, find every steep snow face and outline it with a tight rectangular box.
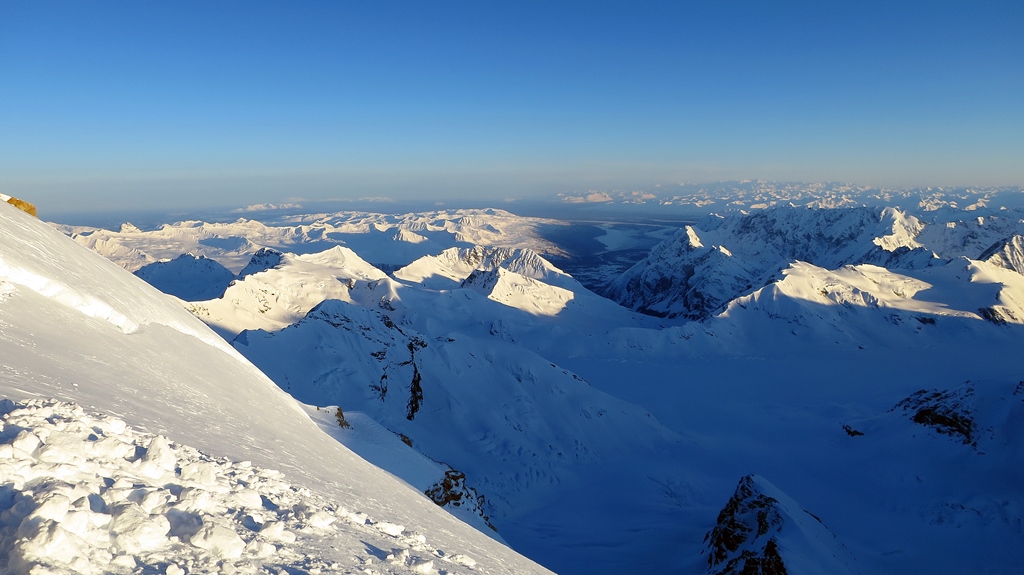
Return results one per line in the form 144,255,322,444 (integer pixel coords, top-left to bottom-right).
185,246,389,338
394,246,571,291
915,214,1024,260
979,234,1024,275
234,299,678,518
460,268,575,316
0,203,552,575
607,206,935,320
704,475,857,575
707,258,1024,351
134,253,237,301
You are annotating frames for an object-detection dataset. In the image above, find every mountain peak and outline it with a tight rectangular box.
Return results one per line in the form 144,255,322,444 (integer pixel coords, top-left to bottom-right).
704,475,856,575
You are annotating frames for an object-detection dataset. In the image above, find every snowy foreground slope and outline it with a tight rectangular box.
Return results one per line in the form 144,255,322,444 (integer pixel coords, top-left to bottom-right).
0,203,551,574
61,202,1024,575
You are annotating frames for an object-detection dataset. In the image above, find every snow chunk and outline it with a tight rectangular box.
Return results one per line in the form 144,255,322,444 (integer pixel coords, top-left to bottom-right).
189,520,245,559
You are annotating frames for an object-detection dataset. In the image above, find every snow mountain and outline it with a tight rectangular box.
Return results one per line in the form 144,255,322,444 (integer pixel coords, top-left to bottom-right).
0,201,551,574
134,253,237,301
55,199,1024,575
979,234,1024,276
606,206,936,319
60,209,564,274
393,246,571,291
606,206,936,320
704,475,857,575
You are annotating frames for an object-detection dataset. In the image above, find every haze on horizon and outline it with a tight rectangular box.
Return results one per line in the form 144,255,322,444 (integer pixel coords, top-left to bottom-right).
1,1,1021,215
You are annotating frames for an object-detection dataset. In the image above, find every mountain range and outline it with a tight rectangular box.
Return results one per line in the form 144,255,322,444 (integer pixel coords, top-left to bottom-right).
3,191,1023,574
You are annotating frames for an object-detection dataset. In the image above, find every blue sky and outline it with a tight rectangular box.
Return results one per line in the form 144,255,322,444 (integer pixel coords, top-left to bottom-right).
1,1,1022,213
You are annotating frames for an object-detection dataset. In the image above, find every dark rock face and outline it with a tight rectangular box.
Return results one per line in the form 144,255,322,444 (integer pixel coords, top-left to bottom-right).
425,469,496,531
703,474,857,575
894,385,977,446
705,475,788,575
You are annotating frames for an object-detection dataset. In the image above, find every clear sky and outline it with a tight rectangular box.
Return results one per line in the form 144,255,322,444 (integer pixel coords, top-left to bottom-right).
1,1,1022,213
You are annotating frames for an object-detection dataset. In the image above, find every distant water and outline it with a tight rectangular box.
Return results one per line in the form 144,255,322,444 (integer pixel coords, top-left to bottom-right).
537,221,689,293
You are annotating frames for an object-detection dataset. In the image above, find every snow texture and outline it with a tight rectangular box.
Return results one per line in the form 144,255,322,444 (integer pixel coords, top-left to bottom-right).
0,201,552,574
47,196,1024,575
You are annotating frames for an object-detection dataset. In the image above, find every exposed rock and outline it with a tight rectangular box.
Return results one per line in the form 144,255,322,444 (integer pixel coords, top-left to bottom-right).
425,469,496,531
1,194,37,218
893,384,977,445
703,475,856,575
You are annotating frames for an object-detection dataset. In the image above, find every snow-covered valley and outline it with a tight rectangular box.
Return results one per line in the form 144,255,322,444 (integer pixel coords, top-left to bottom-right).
4,188,1024,574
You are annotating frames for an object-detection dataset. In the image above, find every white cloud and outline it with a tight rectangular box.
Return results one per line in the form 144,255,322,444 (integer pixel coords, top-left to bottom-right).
232,203,303,213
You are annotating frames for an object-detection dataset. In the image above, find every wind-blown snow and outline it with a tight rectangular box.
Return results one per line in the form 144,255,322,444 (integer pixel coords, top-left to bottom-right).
0,201,552,574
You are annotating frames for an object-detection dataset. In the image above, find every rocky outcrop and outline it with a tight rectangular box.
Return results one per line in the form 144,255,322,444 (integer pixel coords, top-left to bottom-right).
425,468,496,531
893,382,978,446
1,194,37,218
703,475,856,575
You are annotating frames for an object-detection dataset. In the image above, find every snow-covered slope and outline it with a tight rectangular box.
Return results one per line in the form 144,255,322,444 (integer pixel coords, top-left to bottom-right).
63,200,1024,575
134,253,237,301
979,234,1024,276
704,475,857,575
186,246,389,338
394,246,571,290
707,257,1024,351
0,202,551,574
606,206,936,320
233,299,677,520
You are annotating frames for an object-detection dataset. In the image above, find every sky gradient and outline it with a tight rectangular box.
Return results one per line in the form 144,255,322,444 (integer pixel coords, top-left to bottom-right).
2,1,1022,213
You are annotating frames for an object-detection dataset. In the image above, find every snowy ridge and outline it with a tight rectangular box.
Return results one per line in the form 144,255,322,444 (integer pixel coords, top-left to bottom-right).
460,268,575,316
606,206,936,320
134,254,237,301
394,246,570,291
0,202,553,575
704,475,856,575
186,247,389,338
60,209,564,274
979,234,1024,276
696,257,1024,355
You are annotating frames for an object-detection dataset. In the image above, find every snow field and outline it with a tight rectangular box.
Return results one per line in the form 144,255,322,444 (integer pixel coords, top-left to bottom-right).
0,398,477,575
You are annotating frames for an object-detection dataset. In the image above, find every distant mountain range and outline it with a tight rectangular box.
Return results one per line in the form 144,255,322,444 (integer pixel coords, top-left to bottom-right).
4,186,1022,574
